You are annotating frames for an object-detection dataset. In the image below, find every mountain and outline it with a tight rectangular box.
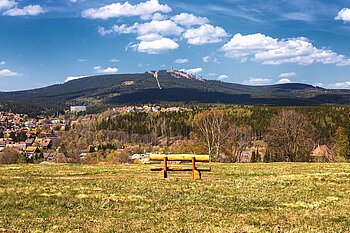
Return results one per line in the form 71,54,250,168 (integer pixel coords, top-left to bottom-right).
1,70,350,115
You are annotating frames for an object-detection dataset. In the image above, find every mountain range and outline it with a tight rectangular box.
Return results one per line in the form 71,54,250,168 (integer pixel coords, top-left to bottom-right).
1,70,350,115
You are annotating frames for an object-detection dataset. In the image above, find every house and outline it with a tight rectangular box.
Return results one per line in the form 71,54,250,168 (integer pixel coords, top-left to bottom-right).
0,141,4,152
38,131,47,138
6,142,26,151
26,130,37,138
43,152,55,160
0,140,5,149
51,119,60,124
24,146,42,160
25,138,35,146
310,145,335,162
130,153,150,164
41,138,52,149
34,138,43,146
70,106,87,113
237,151,252,163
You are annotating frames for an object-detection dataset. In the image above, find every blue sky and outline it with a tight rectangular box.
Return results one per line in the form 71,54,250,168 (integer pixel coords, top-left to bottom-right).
1,0,350,91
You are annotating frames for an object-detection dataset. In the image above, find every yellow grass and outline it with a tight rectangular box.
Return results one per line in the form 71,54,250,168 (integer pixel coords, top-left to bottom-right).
0,163,349,232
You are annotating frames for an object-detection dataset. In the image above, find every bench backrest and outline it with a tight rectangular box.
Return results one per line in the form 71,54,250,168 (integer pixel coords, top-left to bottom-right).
149,154,209,162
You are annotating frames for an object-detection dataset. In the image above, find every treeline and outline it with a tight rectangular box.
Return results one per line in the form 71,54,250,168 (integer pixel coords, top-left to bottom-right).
96,111,195,138
55,105,350,163
94,106,350,144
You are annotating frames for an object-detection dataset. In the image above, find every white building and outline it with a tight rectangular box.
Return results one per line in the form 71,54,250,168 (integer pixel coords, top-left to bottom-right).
70,106,87,113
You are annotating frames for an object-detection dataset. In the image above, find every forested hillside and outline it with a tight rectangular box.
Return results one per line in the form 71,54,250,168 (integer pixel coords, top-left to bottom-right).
1,70,350,115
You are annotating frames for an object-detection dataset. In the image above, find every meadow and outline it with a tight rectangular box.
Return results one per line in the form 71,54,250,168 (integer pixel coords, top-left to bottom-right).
0,163,349,232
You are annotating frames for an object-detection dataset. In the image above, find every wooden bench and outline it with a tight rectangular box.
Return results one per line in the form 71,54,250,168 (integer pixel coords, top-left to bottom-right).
150,154,211,180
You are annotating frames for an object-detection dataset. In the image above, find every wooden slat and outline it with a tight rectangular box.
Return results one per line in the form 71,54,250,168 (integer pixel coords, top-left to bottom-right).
151,167,211,172
151,167,163,171
197,167,211,172
149,154,209,162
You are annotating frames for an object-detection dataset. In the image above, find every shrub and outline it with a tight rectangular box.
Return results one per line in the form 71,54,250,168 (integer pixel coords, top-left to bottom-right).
0,148,26,164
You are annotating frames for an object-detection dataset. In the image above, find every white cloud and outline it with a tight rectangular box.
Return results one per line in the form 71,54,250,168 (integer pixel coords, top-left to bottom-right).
112,24,138,34
135,37,179,54
97,27,113,36
3,5,45,16
0,69,19,77
217,74,228,81
99,20,183,38
222,33,350,66
65,75,87,82
174,58,189,64
326,81,350,89
171,13,209,27
141,12,167,21
96,14,227,55
276,78,292,84
0,61,5,65
99,20,183,54
179,68,203,74
152,12,166,21
94,66,118,74
136,33,162,41
335,8,350,22
243,77,272,85
183,24,227,45
110,58,119,63
78,58,88,62
279,72,296,78
202,56,210,63
138,20,183,36
0,0,16,10
81,0,171,20
202,55,219,63
98,24,137,35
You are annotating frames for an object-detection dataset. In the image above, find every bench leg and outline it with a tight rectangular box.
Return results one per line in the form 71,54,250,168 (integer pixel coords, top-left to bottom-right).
163,157,168,178
191,157,201,180
159,170,167,178
192,157,195,179
193,170,201,180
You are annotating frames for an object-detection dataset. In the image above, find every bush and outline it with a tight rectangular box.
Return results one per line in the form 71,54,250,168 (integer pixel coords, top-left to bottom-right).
80,154,98,164
0,148,26,164
112,150,131,164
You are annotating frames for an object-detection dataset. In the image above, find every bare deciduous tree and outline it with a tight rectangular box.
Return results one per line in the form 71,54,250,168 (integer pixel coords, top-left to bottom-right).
227,125,253,162
193,109,232,161
265,109,314,162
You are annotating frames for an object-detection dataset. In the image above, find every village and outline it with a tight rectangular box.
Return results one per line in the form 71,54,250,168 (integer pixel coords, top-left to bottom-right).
0,111,68,163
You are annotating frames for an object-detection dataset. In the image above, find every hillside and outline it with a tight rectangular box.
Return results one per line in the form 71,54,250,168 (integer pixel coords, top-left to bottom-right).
1,70,350,115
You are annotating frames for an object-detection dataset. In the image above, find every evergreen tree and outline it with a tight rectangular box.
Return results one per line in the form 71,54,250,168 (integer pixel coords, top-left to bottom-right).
251,151,256,163
332,127,349,162
263,151,271,163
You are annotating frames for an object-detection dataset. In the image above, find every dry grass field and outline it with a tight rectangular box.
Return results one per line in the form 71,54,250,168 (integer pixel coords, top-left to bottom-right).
0,163,349,232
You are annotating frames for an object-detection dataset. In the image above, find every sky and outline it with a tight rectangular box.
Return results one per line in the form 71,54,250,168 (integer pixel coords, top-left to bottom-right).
1,0,350,91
